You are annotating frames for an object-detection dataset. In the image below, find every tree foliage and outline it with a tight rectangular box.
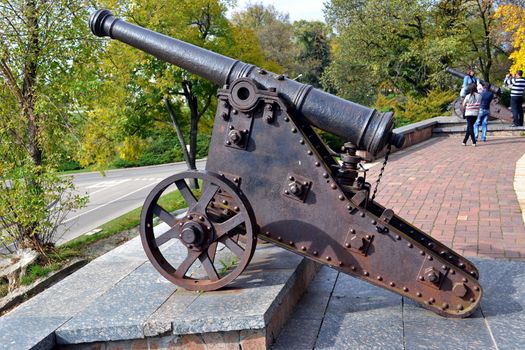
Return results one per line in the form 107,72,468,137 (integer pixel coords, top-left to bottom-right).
495,4,525,72
0,0,91,251
323,0,511,105
82,0,270,172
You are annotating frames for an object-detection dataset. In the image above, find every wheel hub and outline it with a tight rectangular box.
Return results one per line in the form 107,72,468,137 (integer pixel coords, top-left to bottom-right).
181,222,205,246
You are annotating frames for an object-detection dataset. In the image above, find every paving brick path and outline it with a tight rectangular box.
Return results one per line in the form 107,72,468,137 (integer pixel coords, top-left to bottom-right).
369,135,525,260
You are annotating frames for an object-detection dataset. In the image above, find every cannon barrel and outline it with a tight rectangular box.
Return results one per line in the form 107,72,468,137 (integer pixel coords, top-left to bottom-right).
89,9,404,154
445,67,501,95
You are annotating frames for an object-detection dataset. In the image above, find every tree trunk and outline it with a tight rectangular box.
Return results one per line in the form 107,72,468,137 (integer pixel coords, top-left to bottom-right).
164,98,192,168
182,81,200,189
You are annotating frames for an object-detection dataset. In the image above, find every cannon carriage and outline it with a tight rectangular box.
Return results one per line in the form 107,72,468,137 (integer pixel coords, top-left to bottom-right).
89,9,482,318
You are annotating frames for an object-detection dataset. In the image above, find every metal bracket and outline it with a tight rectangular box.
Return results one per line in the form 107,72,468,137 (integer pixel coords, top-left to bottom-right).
345,230,374,256
417,256,449,290
282,174,312,202
225,110,254,150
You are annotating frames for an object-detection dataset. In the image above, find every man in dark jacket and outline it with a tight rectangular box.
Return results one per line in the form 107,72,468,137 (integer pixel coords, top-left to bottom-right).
474,82,493,142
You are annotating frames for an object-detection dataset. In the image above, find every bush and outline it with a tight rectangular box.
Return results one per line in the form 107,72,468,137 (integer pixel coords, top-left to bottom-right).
374,90,456,127
500,89,511,108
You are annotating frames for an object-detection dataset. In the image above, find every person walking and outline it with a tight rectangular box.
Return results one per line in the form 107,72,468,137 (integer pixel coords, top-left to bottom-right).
504,73,514,88
474,82,493,142
462,83,481,146
511,70,525,127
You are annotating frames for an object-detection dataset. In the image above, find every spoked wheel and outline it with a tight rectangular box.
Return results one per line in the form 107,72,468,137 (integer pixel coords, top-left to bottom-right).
140,170,257,291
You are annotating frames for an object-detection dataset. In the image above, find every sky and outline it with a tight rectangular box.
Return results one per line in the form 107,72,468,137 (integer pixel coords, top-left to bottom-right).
229,0,326,22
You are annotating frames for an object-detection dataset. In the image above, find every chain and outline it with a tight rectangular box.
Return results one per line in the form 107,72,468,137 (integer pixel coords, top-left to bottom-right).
370,143,392,202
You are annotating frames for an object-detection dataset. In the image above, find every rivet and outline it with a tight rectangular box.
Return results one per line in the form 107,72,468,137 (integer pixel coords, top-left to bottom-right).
188,245,193,249
345,242,351,248
441,265,448,270
403,287,408,292
232,109,238,114
322,173,329,178
179,222,183,226
351,266,356,271
330,183,337,189
416,292,422,297
363,271,369,276
288,176,295,181
299,139,305,144
199,216,205,221
289,241,294,245
339,262,344,267
462,278,468,283
222,200,228,205
277,236,282,241
420,250,425,256
233,177,239,183
229,125,234,130
395,235,401,240
365,235,371,240
326,256,331,261
338,195,345,200
390,282,395,287
284,117,290,122
407,243,413,248
221,112,229,120
474,286,480,291
360,212,365,218
442,303,449,309
457,304,464,310
301,246,306,251
303,181,308,186
347,205,353,210
350,229,356,234
315,162,320,167
377,276,383,281
226,141,231,145
470,271,477,276
291,128,297,133
469,298,475,302
429,298,435,303
448,255,454,260
243,129,248,133
371,220,377,225
265,231,270,236
440,251,447,256
186,215,193,219
179,234,182,238
207,226,212,230
427,256,433,261
234,206,240,211
307,150,313,155
459,263,465,268
418,276,424,281
313,251,318,256
284,190,290,195
450,269,456,275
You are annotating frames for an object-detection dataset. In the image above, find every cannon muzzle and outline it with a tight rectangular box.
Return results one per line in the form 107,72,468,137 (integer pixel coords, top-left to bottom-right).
90,9,404,154
445,67,501,95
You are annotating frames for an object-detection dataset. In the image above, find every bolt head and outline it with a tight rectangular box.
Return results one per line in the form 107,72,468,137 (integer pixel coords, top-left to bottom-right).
453,283,467,297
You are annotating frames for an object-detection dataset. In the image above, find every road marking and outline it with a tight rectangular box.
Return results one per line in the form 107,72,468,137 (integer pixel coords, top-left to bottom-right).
86,179,130,189
63,182,160,224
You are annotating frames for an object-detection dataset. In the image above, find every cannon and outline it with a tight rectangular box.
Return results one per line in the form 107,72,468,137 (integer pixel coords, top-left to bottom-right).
446,67,513,122
90,9,482,318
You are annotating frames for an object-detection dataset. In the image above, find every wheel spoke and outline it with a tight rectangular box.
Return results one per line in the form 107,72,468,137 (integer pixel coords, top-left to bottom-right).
175,179,197,208
155,228,177,247
199,253,219,281
215,213,245,237
174,251,200,278
194,183,219,211
208,242,218,262
153,205,176,226
221,237,245,257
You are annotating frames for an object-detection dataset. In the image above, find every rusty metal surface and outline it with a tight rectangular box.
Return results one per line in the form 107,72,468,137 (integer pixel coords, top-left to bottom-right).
91,10,482,319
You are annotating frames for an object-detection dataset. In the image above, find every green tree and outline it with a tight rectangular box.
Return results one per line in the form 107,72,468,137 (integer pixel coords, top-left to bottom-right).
82,0,270,173
291,20,332,88
0,0,90,252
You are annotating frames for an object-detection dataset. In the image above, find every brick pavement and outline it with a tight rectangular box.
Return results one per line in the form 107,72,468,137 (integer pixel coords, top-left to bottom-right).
369,135,525,260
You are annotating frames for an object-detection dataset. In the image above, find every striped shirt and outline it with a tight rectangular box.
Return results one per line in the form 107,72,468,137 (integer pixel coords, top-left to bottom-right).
462,93,481,116
511,77,525,97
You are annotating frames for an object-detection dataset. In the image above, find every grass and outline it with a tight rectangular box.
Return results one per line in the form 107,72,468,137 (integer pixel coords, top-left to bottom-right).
218,256,239,277
0,279,7,298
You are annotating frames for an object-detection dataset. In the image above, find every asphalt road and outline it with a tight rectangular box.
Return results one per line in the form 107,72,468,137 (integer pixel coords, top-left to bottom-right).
55,160,206,245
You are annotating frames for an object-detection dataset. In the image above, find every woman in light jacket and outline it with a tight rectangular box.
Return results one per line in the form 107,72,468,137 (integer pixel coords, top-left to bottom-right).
462,83,481,146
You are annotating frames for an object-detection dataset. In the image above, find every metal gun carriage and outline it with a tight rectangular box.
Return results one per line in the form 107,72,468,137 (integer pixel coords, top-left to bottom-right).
89,9,482,318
